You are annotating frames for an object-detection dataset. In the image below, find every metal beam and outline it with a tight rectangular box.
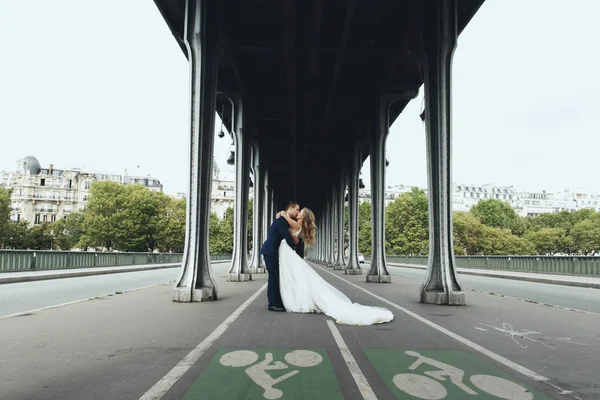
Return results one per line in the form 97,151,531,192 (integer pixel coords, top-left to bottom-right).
324,0,358,122
283,0,297,198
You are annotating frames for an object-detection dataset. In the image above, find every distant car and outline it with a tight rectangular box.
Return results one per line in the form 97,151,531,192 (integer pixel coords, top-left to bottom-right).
358,253,365,263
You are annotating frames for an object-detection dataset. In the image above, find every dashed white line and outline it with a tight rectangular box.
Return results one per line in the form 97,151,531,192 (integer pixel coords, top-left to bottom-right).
326,320,378,400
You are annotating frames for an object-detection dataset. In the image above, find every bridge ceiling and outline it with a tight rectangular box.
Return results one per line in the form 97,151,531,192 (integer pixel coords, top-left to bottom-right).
155,0,484,211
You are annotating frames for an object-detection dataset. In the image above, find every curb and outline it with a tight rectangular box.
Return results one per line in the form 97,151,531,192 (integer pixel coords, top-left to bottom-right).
388,263,600,290
0,260,233,285
0,264,181,285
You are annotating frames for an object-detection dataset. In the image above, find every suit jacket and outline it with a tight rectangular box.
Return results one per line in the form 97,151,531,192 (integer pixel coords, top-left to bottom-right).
260,217,296,257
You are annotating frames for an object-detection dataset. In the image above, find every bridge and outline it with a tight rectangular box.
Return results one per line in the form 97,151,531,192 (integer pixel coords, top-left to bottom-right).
2,1,599,399
154,0,483,306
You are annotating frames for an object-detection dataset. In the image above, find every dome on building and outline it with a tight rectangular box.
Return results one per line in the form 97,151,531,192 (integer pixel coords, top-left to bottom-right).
22,156,42,175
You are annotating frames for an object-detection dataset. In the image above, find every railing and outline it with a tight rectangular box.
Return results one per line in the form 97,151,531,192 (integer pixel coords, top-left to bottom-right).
0,251,232,272
384,255,600,276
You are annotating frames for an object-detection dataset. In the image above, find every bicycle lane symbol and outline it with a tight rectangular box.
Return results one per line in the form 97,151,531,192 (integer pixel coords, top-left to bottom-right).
364,349,550,400
219,350,323,399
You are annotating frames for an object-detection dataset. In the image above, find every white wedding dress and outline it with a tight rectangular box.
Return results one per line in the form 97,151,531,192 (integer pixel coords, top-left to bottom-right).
278,231,394,325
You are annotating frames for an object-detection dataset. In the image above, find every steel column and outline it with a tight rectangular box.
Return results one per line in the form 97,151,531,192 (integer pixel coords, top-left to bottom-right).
228,94,252,282
333,169,347,270
420,0,465,305
249,142,265,273
345,142,363,275
366,98,391,283
173,0,221,302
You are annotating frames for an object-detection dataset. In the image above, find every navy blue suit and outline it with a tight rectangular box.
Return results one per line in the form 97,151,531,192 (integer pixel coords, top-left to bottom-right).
260,217,296,308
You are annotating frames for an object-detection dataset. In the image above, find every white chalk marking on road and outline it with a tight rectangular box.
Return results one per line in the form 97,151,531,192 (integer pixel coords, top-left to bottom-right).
314,266,547,381
315,264,585,399
326,320,378,400
138,283,267,400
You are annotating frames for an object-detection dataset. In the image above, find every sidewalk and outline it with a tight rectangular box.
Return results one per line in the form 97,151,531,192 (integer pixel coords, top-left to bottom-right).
0,260,231,285
388,262,600,289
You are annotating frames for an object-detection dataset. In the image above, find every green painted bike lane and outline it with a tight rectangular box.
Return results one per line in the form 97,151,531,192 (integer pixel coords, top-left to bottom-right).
182,348,549,399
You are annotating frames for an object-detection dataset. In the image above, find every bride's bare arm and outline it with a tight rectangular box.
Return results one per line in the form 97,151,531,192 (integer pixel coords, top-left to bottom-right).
277,211,302,230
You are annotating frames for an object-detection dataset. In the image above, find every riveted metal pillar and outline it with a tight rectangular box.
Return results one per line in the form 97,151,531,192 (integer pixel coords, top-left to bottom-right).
249,142,265,273
228,94,252,282
333,169,347,270
345,143,363,275
326,197,335,267
420,0,465,305
366,98,391,283
173,0,221,302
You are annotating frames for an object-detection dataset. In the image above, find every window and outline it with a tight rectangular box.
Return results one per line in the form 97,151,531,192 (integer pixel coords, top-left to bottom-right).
51,215,56,222
34,214,40,224
43,215,47,222
40,178,45,186
17,214,20,222
67,179,72,189
84,181,91,189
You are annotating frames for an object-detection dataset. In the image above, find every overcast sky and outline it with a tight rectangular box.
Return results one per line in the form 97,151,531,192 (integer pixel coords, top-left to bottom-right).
1,0,598,195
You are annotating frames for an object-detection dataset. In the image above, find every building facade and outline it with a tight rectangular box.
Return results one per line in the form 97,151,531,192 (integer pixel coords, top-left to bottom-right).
0,156,163,226
356,182,600,217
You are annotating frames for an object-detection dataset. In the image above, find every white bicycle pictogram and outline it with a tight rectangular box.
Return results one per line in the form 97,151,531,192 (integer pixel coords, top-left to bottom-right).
219,350,323,399
393,351,534,400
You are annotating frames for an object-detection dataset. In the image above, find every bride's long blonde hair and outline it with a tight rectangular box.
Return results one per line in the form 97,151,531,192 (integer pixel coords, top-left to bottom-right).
301,208,317,248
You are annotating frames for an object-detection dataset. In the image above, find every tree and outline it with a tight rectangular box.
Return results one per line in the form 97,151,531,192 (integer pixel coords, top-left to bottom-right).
0,187,12,248
524,227,569,255
385,188,429,255
570,215,600,255
51,212,85,250
358,201,371,254
209,206,234,254
452,211,484,255
247,199,253,254
477,226,535,255
79,181,125,250
156,197,186,253
3,220,30,249
470,199,524,235
27,223,54,250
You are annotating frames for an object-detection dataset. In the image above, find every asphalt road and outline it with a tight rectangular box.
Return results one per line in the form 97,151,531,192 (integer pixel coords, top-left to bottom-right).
0,262,231,318
3,261,598,319
388,264,600,314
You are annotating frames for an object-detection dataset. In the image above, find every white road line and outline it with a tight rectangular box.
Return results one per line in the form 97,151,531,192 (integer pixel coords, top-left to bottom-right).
326,320,378,400
314,265,548,383
138,283,267,400
0,283,163,320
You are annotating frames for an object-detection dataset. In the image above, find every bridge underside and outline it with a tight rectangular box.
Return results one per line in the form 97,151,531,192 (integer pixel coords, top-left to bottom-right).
155,0,482,206
153,0,485,306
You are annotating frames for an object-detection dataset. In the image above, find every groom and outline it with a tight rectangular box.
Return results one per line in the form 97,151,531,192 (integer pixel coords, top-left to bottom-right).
260,201,300,312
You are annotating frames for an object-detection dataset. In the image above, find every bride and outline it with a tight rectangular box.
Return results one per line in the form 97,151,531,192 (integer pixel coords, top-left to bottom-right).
275,208,394,325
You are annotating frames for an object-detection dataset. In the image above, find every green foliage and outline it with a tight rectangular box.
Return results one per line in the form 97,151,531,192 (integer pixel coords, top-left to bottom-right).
0,187,12,248
155,196,186,253
52,212,85,250
524,228,569,255
385,188,429,256
470,199,524,235
358,201,371,254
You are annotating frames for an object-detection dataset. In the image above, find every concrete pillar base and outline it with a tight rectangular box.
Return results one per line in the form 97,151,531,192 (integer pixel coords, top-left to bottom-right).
332,265,345,271
173,287,217,302
420,290,465,306
227,273,252,282
345,268,362,275
366,274,391,283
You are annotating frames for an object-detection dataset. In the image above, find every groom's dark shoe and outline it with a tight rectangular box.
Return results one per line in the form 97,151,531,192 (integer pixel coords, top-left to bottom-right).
268,305,286,312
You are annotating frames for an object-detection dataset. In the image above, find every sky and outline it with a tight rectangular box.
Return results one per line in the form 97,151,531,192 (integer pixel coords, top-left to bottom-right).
1,0,598,196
